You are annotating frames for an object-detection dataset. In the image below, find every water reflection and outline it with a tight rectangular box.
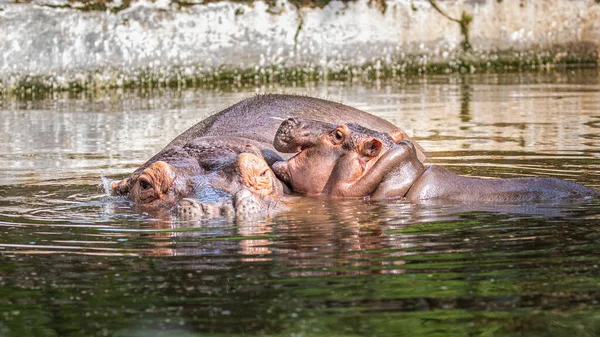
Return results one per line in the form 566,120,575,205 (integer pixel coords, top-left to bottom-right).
2,193,600,336
1,69,600,336
459,81,472,124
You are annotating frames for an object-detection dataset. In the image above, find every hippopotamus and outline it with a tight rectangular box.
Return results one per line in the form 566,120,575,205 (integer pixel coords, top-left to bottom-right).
271,117,412,196
110,136,289,218
272,118,600,202
110,94,426,218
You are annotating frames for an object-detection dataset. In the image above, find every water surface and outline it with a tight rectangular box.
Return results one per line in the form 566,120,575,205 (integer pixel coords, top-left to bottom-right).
1,69,600,336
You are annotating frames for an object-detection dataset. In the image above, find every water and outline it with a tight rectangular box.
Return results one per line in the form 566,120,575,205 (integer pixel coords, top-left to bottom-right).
1,69,600,337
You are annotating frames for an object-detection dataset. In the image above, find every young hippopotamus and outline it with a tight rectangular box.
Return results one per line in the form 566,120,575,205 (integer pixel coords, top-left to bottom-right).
271,117,417,197
273,118,600,203
110,94,426,219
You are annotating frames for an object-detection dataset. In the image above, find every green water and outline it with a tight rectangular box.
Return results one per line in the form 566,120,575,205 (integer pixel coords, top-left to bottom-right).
1,69,600,336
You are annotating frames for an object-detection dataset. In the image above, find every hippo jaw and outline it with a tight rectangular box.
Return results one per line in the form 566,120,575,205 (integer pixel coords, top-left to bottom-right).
176,189,288,220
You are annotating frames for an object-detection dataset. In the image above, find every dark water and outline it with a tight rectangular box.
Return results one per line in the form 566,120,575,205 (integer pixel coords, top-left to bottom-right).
1,69,600,337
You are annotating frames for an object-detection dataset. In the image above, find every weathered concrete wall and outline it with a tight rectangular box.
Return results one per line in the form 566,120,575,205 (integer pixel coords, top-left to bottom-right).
0,0,599,91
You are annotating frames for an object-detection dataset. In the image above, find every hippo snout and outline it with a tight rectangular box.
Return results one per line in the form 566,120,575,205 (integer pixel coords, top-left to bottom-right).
175,189,285,221
274,118,339,153
274,118,307,153
176,198,235,220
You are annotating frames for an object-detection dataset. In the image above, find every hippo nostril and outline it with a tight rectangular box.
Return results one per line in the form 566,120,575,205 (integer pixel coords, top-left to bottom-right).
280,118,298,132
299,130,311,138
176,197,238,219
176,198,206,219
221,202,235,218
234,190,264,218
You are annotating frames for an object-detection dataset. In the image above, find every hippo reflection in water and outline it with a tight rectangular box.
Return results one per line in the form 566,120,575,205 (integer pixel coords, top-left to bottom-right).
110,94,425,218
272,118,600,202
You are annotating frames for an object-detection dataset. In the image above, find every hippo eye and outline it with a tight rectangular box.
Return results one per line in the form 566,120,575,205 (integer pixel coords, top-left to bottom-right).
333,130,344,143
139,179,152,190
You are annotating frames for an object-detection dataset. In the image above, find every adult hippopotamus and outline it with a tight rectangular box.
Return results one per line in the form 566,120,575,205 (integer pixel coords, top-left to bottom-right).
272,118,600,202
110,94,426,218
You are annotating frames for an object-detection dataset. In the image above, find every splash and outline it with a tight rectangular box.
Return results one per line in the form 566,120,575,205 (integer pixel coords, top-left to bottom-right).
100,175,114,196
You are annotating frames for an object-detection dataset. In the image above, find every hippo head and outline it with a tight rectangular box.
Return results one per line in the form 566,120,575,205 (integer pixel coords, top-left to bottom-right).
272,118,425,198
271,118,400,195
111,136,287,219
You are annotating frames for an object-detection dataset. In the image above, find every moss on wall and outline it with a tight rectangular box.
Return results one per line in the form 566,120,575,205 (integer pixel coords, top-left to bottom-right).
2,43,597,97
3,0,598,96
28,0,360,12
33,0,132,13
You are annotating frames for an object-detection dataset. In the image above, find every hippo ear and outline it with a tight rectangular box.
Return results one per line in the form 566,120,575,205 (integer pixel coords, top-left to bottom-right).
236,153,274,197
389,129,405,143
360,138,382,159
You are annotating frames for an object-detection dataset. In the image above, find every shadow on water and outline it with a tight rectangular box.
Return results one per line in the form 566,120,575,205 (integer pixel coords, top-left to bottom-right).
1,69,600,336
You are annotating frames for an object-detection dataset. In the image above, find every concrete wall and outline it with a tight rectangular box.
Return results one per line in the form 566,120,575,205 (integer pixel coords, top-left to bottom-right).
0,0,599,91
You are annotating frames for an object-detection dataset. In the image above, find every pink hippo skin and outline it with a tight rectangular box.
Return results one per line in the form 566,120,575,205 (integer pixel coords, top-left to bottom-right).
272,118,599,203
271,117,419,197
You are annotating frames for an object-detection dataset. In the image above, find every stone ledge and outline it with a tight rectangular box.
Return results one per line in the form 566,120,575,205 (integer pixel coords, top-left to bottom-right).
1,0,598,93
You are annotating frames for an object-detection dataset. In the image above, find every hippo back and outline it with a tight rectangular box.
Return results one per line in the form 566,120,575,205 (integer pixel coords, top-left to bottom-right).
164,94,409,154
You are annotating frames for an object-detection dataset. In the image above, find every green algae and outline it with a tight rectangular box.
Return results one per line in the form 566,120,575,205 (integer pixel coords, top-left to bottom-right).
2,46,597,97
28,0,358,12
36,0,133,13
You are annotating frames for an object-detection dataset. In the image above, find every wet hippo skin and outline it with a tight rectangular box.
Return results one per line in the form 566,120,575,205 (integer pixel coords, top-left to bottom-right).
273,118,600,203
111,136,288,219
403,164,600,203
161,94,426,161
110,94,425,219
272,117,415,196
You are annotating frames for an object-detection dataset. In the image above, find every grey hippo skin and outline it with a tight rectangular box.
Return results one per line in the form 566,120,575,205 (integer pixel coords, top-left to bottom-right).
272,118,600,203
110,94,425,219
163,94,426,161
